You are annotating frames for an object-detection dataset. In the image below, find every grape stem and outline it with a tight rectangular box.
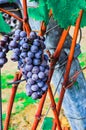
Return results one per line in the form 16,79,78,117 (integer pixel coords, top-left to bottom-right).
7,78,26,85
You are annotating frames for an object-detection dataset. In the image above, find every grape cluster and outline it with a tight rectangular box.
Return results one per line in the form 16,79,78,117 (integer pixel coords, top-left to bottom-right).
9,30,49,99
0,35,9,68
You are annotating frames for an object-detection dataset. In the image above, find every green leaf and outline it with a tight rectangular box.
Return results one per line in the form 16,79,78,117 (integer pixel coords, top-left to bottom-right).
28,0,49,24
28,0,86,28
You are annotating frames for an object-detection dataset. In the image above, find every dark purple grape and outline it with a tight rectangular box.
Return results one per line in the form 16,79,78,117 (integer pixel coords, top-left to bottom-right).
33,39,41,46
27,51,34,58
3,45,9,53
40,41,46,49
32,73,38,81
31,84,39,91
37,81,44,88
35,50,43,59
13,48,21,55
2,35,10,42
26,84,33,96
29,31,37,40
41,84,48,92
32,66,40,74
44,54,49,61
14,29,21,36
19,39,24,46
22,43,29,50
0,47,2,52
30,45,39,53
38,72,45,79
25,64,33,71
9,40,18,49
25,57,32,65
13,35,20,41
20,31,27,38
31,92,38,100
37,90,42,98
0,58,6,66
27,78,35,85
0,52,6,58
20,52,27,59
43,77,48,82
33,58,41,66
39,65,45,72
27,72,32,78
22,37,28,42
11,53,19,61
0,40,6,47
44,69,49,76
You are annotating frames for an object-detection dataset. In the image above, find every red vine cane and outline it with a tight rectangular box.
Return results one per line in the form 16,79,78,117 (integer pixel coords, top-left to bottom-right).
4,71,22,130
52,10,83,130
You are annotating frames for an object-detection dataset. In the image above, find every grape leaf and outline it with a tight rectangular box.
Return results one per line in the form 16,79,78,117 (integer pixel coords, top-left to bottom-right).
28,2,49,24
0,13,11,33
28,0,86,28
47,0,86,28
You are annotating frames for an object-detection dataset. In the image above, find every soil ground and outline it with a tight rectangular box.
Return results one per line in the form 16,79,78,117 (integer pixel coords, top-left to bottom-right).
1,27,86,130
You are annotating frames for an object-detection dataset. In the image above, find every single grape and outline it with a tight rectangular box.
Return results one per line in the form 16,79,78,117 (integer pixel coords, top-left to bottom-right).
2,35,10,42
14,29,21,36
20,31,27,38
37,81,44,88
31,84,39,91
13,48,21,55
22,43,29,50
9,40,18,49
35,50,43,59
27,72,32,78
38,72,45,79
0,52,6,58
20,52,27,59
44,69,49,76
32,73,38,81
27,51,34,58
26,84,33,96
27,78,35,85
3,45,9,53
25,64,33,71
44,54,49,61
13,35,20,41
33,39,41,46
41,84,48,92
19,39,24,46
31,92,38,100
29,31,37,40
0,40,6,47
39,65,45,72
33,58,41,66
30,45,39,53
32,66,40,74
11,53,19,61
43,77,48,82
25,57,32,65
0,58,6,66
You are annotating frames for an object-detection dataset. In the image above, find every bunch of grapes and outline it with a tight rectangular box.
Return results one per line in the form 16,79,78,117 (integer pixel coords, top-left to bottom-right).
9,29,49,99
0,35,9,68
